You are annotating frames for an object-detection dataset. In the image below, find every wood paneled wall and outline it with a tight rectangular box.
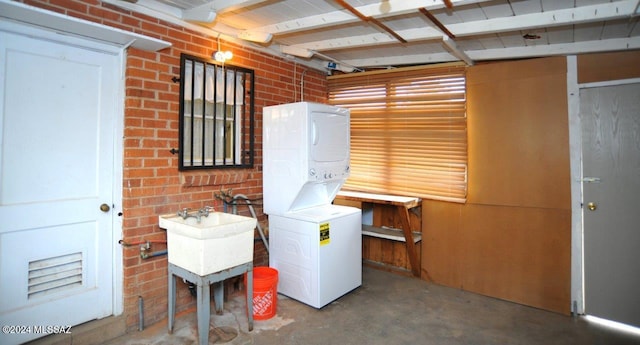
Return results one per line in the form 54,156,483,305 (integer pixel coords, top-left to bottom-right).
577,51,640,84
422,57,572,314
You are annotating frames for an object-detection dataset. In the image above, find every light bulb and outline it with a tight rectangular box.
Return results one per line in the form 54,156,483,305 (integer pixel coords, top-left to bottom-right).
213,50,233,62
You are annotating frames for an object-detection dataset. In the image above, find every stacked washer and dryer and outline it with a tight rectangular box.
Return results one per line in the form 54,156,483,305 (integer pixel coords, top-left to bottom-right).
262,102,362,309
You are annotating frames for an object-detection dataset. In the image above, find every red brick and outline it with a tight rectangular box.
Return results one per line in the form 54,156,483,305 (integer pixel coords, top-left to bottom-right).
25,0,328,332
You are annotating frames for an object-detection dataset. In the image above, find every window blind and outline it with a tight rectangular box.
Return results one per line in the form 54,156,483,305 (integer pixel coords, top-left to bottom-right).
327,63,467,203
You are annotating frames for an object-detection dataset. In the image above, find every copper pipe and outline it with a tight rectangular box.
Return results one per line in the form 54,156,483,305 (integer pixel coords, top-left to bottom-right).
371,20,407,44
443,0,454,9
419,7,455,39
335,0,368,21
334,0,407,43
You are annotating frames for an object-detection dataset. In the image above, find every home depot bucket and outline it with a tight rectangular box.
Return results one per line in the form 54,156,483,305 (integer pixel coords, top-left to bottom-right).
246,267,278,320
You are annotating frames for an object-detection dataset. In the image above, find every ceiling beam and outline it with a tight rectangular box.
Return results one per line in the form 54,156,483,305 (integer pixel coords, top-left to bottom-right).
247,0,494,36
103,0,238,36
452,0,639,37
181,0,268,22
420,6,472,65
182,7,216,22
341,52,459,68
442,36,473,65
341,36,640,68
280,0,639,54
468,37,640,61
206,0,268,13
122,0,267,23
283,27,442,52
127,0,182,18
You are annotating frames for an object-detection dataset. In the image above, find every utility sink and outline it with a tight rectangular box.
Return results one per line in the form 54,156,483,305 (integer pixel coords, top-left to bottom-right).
159,212,257,276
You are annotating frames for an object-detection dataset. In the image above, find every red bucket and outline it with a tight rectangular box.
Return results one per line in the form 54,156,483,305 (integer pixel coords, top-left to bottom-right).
246,267,278,320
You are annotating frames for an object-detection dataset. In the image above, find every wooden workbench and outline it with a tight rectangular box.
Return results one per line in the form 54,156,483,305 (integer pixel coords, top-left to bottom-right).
335,191,422,277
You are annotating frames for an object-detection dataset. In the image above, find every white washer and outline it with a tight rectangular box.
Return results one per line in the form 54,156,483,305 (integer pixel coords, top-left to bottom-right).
268,204,361,308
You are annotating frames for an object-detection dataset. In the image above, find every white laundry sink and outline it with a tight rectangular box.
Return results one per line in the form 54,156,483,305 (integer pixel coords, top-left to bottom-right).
159,212,256,276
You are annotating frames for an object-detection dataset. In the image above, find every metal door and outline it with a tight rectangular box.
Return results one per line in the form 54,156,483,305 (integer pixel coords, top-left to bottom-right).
0,24,118,344
581,82,640,328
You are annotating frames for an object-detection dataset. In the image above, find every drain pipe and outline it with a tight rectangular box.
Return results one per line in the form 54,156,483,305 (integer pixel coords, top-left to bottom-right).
138,296,144,331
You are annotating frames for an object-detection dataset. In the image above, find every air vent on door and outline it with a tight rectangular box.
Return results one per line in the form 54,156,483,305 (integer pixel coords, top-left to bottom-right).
28,252,83,299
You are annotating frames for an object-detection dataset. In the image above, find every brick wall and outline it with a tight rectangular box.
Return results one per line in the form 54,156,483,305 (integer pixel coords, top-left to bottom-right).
21,0,328,331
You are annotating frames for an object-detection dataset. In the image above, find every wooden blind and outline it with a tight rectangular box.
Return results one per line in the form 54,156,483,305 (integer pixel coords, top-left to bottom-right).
327,63,467,203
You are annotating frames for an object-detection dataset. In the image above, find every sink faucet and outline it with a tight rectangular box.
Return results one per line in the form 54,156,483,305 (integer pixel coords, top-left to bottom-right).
177,208,191,219
197,206,214,219
177,206,214,223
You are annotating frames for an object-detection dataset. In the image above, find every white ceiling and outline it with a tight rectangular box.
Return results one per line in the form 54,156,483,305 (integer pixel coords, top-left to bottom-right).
106,0,640,72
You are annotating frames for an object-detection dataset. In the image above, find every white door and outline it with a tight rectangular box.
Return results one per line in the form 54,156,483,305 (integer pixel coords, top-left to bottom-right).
581,82,640,328
0,25,119,344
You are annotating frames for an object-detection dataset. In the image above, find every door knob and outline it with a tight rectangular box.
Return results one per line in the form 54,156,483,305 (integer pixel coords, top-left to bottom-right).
587,202,597,211
100,203,111,212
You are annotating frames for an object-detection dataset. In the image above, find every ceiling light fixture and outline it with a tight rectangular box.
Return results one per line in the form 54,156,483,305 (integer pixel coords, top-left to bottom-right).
280,45,314,58
237,30,273,43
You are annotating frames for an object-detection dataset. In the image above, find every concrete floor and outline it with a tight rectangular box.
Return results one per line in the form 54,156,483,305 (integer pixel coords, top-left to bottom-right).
36,267,640,345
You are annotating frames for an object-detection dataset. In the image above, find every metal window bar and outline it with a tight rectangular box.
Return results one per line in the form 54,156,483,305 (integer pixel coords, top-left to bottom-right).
178,53,254,170
200,62,207,166
223,66,229,165
247,72,255,167
237,72,245,165
230,70,237,165
188,62,196,166
237,72,244,164
212,64,218,166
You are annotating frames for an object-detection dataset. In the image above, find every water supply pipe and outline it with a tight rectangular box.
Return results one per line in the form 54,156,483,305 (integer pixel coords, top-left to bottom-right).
140,249,167,259
214,188,234,213
232,194,269,253
119,239,166,247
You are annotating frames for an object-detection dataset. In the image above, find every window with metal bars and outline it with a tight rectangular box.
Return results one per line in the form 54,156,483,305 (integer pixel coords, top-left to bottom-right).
178,53,254,170
327,63,467,203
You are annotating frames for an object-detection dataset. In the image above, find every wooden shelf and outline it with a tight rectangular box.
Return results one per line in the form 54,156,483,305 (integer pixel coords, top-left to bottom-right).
362,225,422,243
337,190,421,208
335,190,422,277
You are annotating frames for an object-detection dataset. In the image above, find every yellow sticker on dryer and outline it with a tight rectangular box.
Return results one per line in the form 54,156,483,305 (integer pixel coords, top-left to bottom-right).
319,222,330,246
